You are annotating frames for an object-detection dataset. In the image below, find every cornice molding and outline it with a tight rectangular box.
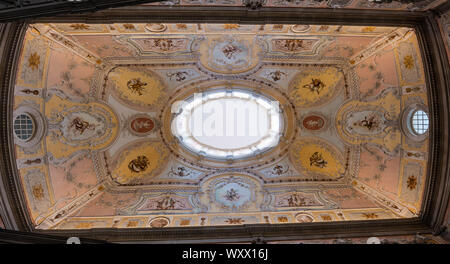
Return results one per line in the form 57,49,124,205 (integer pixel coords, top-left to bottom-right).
30,6,428,25
414,15,450,234
0,0,162,23
0,22,31,231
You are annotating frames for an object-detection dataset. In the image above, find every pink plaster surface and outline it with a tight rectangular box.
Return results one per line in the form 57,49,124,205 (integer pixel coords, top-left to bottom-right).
69,35,134,58
323,187,378,209
72,191,139,217
47,42,95,97
356,47,399,97
48,155,98,211
321,36,376,58
358,146,400,200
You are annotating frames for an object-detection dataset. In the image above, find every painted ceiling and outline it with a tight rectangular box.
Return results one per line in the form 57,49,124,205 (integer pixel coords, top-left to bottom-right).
142,0,446,11
13,22,429,230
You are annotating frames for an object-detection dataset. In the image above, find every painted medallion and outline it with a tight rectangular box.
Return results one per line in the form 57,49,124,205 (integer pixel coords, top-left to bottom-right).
130,117,155,134
302,115,325,131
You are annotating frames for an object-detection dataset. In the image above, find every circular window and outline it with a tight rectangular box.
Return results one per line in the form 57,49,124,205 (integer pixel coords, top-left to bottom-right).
411,110,429,135
13,113,35,141
171,89,283,160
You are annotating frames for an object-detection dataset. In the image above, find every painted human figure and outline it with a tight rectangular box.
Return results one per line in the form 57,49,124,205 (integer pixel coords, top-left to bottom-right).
268,70,286,81
128,155,149,173
69,117,95,135
284,39,304,51
156,196,176,210
310,152,327,168
356,115,378,131
127,78,147,96
303,78,325,94
287,194,306,207
222,44,241,59
169,166,190,177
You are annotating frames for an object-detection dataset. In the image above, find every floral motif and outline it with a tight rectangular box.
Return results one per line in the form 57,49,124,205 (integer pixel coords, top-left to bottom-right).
267,70,286,81
318,25,329,32
362,213,379,219
362,26,376,33
28,52,40,70
221,44,242,59
272,164,289,175
32,184,44,200
127,220,139,227
123,24,135,30
223,24,240,30
168,167,190,177
272,24,283,30
278,216,288,223
167,71,189,82
127,78,147,95
139,38,186,52
225,218,244,224
407,175,417,190
224,188,240,202
321,215,332,221
403,55,415,69
70,24,89,30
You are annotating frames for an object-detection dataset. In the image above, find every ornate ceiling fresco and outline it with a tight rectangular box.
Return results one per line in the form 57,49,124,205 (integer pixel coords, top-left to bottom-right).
12,22,430,230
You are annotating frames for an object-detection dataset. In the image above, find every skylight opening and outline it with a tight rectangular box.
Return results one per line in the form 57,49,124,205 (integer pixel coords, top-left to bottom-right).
411,110,429,135
172,89,283,160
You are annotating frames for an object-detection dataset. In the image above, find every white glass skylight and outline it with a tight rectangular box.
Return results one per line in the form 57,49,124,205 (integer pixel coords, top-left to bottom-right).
171,89,283,160
411,110,429,135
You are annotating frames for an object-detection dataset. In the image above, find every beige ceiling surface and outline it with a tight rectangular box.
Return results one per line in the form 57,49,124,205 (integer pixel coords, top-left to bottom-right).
12,22,429,229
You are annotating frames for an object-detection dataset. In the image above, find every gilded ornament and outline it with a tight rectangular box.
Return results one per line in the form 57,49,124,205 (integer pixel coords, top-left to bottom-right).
403,55,415,69
127,78,147,96
407,175,417,190
223,24,240,30
32,184,44,200
225,218,244,224
70,24,90,30
362,213,379,219
28,52,40,70
224,188,240,202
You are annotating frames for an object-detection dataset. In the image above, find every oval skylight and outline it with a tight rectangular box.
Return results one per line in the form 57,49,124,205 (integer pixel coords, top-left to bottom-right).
171,89,283,160
411,110,429,135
